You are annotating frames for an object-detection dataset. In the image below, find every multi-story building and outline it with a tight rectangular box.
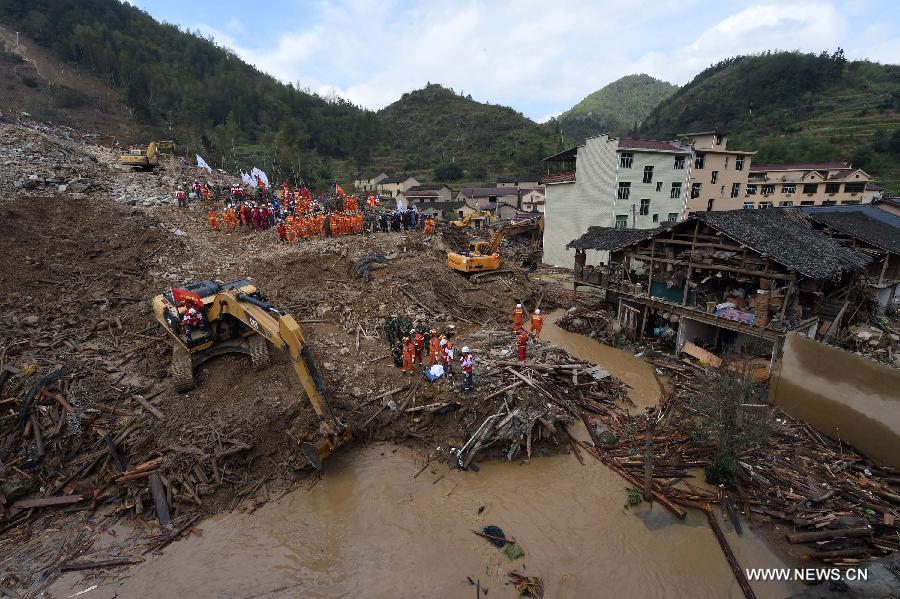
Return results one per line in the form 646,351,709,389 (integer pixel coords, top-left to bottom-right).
680,132,755,212
354,171,388,192
376,176,420,202
541,134,692,267
745,163,877,208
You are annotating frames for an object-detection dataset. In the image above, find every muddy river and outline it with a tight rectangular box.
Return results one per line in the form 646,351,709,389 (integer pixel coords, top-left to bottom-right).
52,313,799,599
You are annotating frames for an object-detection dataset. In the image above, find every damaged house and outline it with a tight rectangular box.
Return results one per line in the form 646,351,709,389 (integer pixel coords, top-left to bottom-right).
567,208,872,367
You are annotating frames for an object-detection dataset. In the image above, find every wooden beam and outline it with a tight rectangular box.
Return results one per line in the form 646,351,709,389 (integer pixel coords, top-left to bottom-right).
625,254,793,280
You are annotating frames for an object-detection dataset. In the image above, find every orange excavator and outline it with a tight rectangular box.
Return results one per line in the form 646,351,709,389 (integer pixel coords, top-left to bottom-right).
152,279,350,469
447,216,543,281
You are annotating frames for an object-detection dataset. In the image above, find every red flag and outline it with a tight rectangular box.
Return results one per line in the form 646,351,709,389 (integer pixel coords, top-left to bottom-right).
335,183,345,197
172,288,203,309
301,186,311,200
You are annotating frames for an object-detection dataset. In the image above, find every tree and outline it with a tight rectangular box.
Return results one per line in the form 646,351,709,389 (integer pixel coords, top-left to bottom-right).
434,162,464,181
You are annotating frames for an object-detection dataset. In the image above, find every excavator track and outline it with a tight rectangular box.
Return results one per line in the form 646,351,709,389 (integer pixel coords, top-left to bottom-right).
470,269,514,283
170,344,196,392
249,333,270,370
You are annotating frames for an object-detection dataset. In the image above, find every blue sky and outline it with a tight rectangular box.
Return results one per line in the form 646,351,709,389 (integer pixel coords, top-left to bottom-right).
130,0,900,121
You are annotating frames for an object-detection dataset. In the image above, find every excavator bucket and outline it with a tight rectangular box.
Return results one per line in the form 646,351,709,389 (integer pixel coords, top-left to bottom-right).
300,427,353,470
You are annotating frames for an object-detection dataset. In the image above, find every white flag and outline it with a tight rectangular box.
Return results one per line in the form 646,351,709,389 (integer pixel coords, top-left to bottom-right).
250,167,269,188
196,154,212,173
240,171,257,188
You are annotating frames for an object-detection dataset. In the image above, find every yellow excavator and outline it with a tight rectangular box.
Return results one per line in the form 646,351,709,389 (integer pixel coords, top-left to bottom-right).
119,140,175,170
451,210,495,228
447,217,543,281
152,278,351,469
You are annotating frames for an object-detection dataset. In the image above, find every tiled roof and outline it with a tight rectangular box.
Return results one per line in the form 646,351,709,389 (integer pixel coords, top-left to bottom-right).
405,184,447,194
541,171,576,184
618,138,688,153
381,176,417,184
805,210,900,255
691,209,870,279
543,146,578,162
866,182,883,191
567,226,671,251
750,162,849,172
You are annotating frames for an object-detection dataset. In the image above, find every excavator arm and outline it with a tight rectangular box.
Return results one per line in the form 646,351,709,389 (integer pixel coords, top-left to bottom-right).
206,291,350,468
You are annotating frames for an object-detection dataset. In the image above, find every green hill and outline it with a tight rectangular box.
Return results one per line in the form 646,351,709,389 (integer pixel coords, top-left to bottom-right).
556,74,678,142
371,84,560,182
0,0,379,186
639,51,900,193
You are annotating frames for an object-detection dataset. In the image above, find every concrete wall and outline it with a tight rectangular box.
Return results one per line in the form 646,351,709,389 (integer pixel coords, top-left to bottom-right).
685,151,752,212
542,135,619,267
771,333,900,468
615,151,690,227
745,169,872,207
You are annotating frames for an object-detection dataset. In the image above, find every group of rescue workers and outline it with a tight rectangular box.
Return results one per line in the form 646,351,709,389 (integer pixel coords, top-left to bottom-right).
178,178,437,241
392,304,544,393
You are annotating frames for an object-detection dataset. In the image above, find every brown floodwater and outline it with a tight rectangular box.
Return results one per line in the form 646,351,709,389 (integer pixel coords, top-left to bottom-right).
772,333,900,468
541,309,661,409
52,444,796,599
51,312,799,599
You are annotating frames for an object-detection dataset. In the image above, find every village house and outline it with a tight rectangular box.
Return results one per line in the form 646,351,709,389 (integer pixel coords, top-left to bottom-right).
567,208,870,367
680,132,755,212
376,175,420,200
520,187,545,213
746,163,876,207
353,171,388,192
456,186,520,218
497,176,542,190
804,203,900,313
541,134,693,267
403,185,455,218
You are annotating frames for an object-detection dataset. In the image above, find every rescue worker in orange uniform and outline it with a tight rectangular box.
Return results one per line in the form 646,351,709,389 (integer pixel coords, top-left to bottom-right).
513,303,524,332
428,330,441,366
530,308,544,340
412,329,425,366
401,337,415,373
517,327,529,362
207,210,219,230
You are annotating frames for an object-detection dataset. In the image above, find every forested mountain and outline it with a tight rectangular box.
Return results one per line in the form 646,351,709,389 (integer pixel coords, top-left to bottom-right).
372,84,560,181
557,74,677,142
0,0,379,186
640,51,900,192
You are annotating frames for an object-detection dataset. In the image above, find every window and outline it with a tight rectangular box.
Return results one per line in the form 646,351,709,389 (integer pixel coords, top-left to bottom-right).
643,165,654,183
822,200,836,206
639,198,650,215
617,182,631,200
844,182,865,193
706,199,715,211
779,201,794,206
761,184,775,195
842,200,861,205
655,181,663,192
724,156,729,169
691,183,702,199
746,184,757,195
652,213,659,223
800,201,815,206
674,155,686,170
714,134,724,146
620,153,633,168
803,183,818,194
730,183,740,198
781,184,795,194
759,202,772,209
615,215,628,228
825,183,840,194
670,182,682,198
710,170,718,184
743,202,755,210
735,155,745,171
694,153,705,169
667,212,679,223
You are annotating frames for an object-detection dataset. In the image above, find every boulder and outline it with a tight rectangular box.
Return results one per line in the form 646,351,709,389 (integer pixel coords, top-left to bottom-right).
593,424,618,445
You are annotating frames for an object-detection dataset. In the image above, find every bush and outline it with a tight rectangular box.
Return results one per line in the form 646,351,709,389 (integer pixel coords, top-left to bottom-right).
433,162,463,181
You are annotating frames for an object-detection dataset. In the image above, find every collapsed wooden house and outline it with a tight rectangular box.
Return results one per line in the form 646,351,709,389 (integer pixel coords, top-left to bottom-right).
568,208,872,365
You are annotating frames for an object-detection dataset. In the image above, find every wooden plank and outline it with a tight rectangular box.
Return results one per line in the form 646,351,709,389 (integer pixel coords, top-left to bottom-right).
682,341,722,367
12,494,85,509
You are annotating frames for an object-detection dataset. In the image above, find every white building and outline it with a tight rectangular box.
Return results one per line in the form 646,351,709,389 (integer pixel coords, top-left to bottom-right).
541,135,692,267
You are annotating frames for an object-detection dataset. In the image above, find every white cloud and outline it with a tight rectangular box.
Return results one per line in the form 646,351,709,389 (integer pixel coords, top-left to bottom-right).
186,0,895,120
